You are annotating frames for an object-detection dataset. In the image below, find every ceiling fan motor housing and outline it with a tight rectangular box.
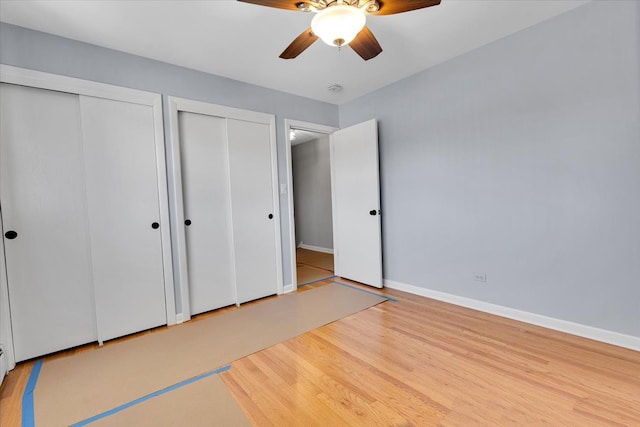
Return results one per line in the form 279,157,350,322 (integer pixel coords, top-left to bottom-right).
311,4,367,47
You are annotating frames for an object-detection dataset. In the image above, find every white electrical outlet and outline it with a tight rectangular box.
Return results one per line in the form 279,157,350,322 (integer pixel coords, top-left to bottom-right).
474,274,487,283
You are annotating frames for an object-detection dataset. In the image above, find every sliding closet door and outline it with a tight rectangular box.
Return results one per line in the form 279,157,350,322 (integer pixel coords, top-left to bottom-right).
178,112,235,314
227,119,279,303
0,84,97,361
79,96,167,342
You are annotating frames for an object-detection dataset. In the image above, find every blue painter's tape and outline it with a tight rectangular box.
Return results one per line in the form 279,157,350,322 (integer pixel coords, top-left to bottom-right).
71,365,232,426
297,275,337,287
22,359,44,427
331,280,398,302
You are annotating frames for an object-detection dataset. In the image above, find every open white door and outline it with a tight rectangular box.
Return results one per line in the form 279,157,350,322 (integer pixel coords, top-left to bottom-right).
330,119,382,288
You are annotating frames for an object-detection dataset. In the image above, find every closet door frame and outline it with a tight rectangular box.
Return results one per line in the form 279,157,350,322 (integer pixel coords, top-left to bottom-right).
0,65,176,369
0,221,14,374
167,96,283,322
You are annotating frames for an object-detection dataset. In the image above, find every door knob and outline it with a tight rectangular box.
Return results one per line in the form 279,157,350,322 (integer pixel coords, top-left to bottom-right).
151,222,160,229
268,214,274,219
369,210,377,216
4,230,17,239
185,219,192,226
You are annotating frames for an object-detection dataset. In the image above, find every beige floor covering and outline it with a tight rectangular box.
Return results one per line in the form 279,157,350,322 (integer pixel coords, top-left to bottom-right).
90,375,251,427
34,283,386,426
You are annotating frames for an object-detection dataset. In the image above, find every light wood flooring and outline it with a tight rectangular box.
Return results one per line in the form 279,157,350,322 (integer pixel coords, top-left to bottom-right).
296,247,334,285
2,278,639,426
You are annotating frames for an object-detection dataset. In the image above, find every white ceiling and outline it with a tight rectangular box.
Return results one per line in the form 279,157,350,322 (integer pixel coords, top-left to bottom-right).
0,0,590,105
291,128,325,145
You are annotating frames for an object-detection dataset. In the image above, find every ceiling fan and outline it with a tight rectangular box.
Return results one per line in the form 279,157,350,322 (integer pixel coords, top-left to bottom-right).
238,0,441,61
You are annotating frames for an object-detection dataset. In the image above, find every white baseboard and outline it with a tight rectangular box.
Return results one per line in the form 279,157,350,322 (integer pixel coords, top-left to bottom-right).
175,313,185,324
0,350,6,387
283,284,296,294
298,243,334,254
384,279,640,352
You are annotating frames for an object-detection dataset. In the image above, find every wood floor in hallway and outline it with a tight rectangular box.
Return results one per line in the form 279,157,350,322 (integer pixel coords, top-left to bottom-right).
296,247,334,285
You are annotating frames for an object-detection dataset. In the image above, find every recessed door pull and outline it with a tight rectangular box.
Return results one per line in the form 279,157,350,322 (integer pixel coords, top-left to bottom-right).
268,214,274,219
369,210,377,216
151,222,160,229
185,219,192,226
4,230,17,239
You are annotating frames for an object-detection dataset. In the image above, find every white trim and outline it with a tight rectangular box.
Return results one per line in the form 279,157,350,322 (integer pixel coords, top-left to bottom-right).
168,97,283,315
0,217,16,372
1,65,157,106
284,119,338,288
223,120,240,308
384,279,640,352
329,132,339,278
298,243,334,254
152,95,177,327
0,351,7,387
166,97,192,322
169,96,274,125
283,284,296,294
268,115,284,296
175,313,185,324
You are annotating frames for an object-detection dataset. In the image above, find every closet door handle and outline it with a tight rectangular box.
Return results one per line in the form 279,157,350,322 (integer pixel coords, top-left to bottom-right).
268,214,273,219
4,230,17,239
151,222,160,229
185,219,192,226
369,210,377,216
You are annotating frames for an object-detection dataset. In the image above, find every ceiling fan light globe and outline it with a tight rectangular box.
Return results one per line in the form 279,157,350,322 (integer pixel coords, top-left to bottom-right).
311,5,366,47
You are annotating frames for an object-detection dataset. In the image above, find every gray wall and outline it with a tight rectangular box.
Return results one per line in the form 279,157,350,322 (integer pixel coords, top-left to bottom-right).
292,136,333,250
3,1,639,339
340,0,640,337
0,22,339,312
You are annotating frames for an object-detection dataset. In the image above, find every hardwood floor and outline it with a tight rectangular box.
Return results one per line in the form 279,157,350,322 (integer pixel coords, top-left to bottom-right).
221,279,640,426
297,248,334,272
2,279,639,426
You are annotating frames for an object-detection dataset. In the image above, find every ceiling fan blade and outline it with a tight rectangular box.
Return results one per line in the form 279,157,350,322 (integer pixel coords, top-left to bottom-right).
237,0,300,11
280,28,319,59
372,0,441,16
349,26,382,61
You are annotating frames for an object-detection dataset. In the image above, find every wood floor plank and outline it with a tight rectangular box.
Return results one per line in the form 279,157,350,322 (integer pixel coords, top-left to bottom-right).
296,248,334,272
220,284,640,425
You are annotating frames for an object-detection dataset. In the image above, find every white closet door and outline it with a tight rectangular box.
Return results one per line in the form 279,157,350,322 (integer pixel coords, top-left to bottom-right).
0,84,97,361
227,119,278,303
79,96,167,342
178,112,235,314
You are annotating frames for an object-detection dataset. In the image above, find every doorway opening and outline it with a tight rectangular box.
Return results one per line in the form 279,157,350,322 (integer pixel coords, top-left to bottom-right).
284,120,337,288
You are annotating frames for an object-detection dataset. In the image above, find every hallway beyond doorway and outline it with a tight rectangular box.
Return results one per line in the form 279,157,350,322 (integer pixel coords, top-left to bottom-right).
296,248,334,286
